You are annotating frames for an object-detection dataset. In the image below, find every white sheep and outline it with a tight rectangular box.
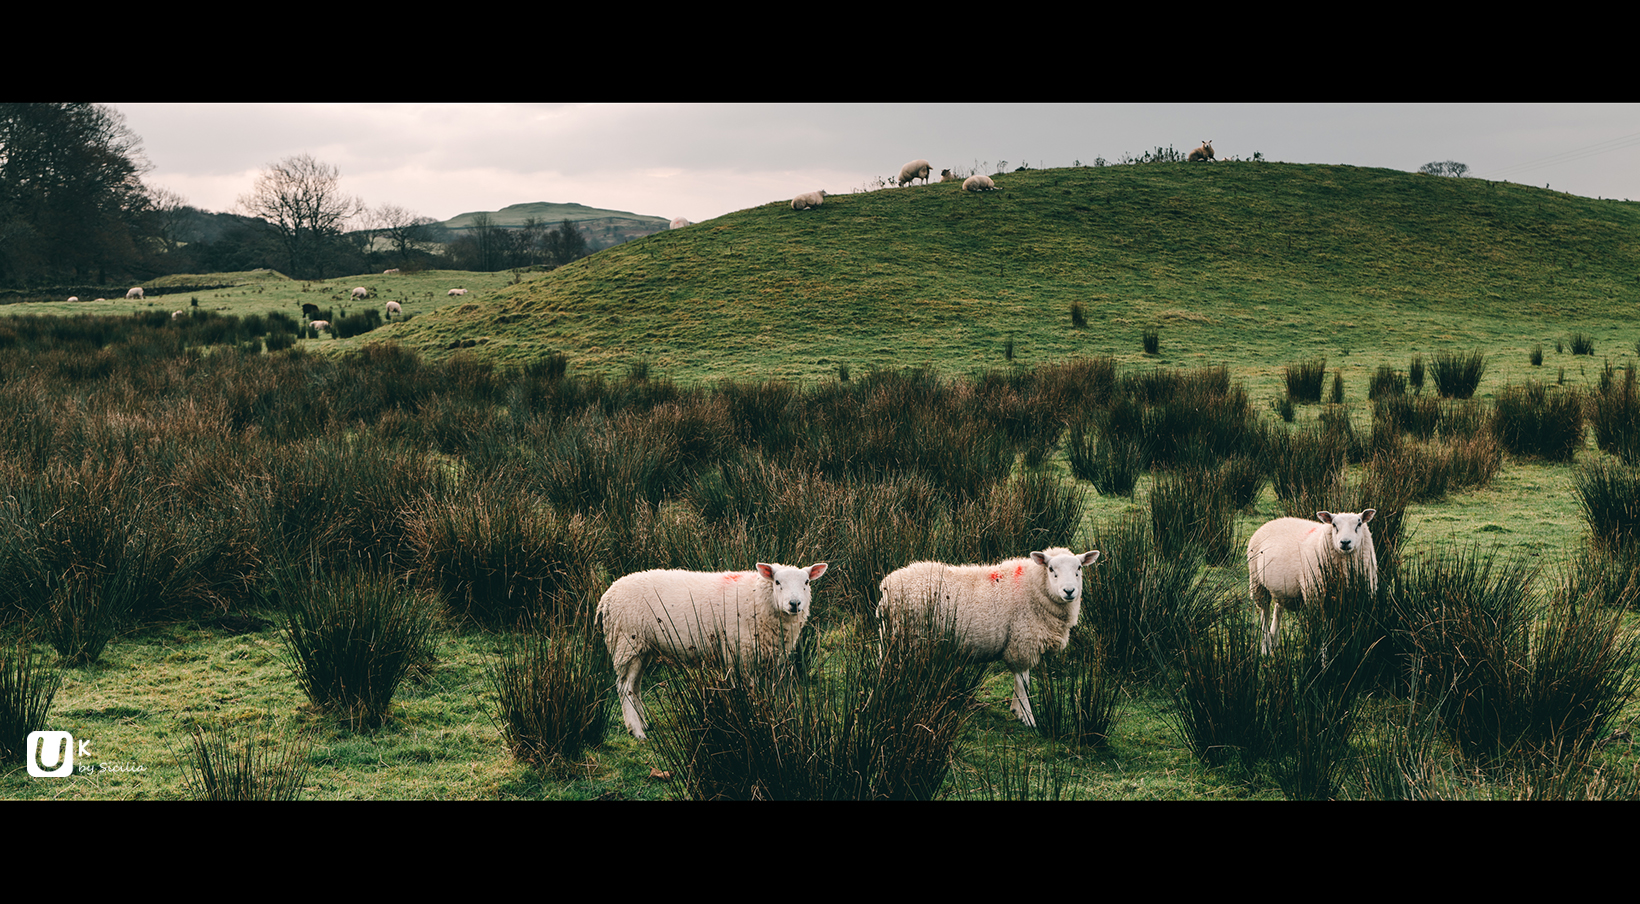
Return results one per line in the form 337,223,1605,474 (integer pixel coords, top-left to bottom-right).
598,561,829,740
308,320,330,332
898,159,933,187
66,296,79,302
962,174,996,192
791,190,827,211
877,547,1100,728
940,169,962,183
669,217,692,229
125,287,144,299
385,300,402,318
1189,140,1216,163
1246,510,1378,654
350,286,369,300
383,268,400,274
447,288,468,296
172,310,183,320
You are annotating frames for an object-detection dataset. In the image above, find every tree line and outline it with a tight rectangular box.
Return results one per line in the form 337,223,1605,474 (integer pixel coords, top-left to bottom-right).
0,104,599,289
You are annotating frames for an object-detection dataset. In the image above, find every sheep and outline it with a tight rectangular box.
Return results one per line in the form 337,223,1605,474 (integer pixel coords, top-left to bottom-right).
598,561,828,740
125,287,144,300
172,310,183,320
1188,140,1215,163
669,217,692,229
962,174,996,192
350,287,369,300
876,547,1100,728
1246,510,1378,654
66,296,78,302
308,320,330,332
897,159,932,187
447,288,468,296
301,302,320,319
791,190,827,211
383,268,400,274
385,300,402,318
940,169,962,183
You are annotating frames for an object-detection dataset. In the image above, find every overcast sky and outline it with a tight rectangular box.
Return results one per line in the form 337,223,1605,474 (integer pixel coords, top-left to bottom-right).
112,103,1640,226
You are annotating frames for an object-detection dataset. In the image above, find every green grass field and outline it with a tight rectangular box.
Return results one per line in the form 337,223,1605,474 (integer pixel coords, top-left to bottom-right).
3,161,1639,799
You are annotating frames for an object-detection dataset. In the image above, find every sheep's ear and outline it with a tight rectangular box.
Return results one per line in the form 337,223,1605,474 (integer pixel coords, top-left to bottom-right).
756,563,775,580
1317,511,1334,524
1030,551,1048,566
1082,550,1100,566
1361,509,1376,523
808,562,828,581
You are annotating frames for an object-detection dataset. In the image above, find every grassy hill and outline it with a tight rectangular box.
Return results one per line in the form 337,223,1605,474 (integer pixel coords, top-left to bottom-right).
366,161,1640,394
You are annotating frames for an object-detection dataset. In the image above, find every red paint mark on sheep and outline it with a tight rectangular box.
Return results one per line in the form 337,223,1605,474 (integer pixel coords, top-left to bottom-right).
1013,565,1025,580
722,573,743,582
989,571,1000,582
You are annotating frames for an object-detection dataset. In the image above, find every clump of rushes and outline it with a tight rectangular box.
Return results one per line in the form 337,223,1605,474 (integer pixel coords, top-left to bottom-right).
1569,332,1594,356
1143,327,1159,355
274,560,440,730
1330,370,1345,404
0,638,61,765
1032,632,1124,748
1368,365,1407,399
1409,355,1426,393
1284,359,1326,403
176,715,315,801
1530,345,1544,367
1070,301,1087,329
489,601,612,773
1491,382,1585,461
1431,351,1486,399
1590,364,1640,464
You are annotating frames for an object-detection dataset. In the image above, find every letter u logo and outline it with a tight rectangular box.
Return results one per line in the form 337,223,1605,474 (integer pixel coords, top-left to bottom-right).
26,731,74,777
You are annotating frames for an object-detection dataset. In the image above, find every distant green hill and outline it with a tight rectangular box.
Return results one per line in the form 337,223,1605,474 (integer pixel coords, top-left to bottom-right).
440,201,670,251
374,163,1640,389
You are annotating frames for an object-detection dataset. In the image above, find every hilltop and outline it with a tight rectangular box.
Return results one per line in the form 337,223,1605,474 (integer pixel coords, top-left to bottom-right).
346,162,1640,386
439,201,670,250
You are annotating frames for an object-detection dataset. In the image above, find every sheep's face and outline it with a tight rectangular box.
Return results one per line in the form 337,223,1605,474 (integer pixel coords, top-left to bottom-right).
757,562,828,616
1031,550,1101,604
1318,510,1375,555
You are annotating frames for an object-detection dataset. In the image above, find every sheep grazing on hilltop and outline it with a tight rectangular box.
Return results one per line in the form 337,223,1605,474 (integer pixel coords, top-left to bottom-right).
877,547,1100,728
447,288,468,296
385,300,402,319
350,287,369,300
898,159,933,187
1189,140,1216,163
940,169,963,183
791,190,827,211
383,268,400,274
669,217,692,230
962,174,996,192
1246,510,1378,654
598,562,829,740
126,287,144,300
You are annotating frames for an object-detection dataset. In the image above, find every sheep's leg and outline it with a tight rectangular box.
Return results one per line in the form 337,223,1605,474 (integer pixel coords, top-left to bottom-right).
1252,583,1275,655
1267,601,1283,654
615,655,648,740
1011,670,1037,728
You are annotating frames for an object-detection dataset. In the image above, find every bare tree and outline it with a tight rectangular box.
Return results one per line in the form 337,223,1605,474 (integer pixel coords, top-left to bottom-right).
373,202,439,267
236,153,364,279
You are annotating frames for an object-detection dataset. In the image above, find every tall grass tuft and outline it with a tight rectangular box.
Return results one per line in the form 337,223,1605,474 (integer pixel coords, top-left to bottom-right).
1491,382,1585,461
1368,365,1406,400
1070,301,1087,329
1149,468,1238,564
0,638,61,764
489,602,612,772
1079,512,1220,679
1569,332,1594,356
1032,632,1124,748
1590,363,1640,464
648,615,984,800
1431,350,1486,399
1330,370,1345,405
1574,459,1640,556
274,561,441,730
1409,355,1425,393
1284,359,1327,404
1530,344,1544,367
1064,420,1145,497
1142,327,1159,355
176,716,315,801
1167,616,1271,769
